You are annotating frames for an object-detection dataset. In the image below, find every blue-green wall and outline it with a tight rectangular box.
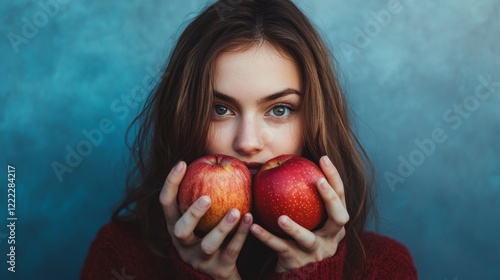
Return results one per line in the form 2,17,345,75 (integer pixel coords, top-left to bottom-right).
1,0,499,279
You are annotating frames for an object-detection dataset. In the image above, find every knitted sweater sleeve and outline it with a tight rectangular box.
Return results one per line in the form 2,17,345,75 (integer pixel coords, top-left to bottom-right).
358,232,418,279
263,232,417,280
81,223,416,279
80,222,145,280
80,222,212,280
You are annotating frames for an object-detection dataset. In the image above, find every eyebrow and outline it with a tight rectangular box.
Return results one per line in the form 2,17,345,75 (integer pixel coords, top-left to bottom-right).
213,88,301,106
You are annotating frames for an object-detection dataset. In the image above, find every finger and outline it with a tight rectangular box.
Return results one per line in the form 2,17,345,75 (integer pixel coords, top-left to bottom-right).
221,213,253,264
317,178,349,229
250,224,290,255
320,156,346,207
200,209,241,255
174,196,211,242
277,215,317,251
159,161,186,224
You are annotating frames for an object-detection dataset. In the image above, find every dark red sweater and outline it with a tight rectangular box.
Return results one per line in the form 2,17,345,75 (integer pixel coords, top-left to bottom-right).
81,222,417,279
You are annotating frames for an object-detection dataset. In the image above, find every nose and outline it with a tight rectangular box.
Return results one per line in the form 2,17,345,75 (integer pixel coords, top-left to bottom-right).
233,116,264,156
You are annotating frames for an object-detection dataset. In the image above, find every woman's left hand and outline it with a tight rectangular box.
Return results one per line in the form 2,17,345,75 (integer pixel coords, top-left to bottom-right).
249,155,349,273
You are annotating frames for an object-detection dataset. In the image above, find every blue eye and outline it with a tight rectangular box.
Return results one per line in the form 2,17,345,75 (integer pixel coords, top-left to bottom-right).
214,105,231,116
269,105,291,117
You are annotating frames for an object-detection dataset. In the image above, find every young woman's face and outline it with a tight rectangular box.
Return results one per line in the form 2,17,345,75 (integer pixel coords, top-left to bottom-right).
206,42,303,175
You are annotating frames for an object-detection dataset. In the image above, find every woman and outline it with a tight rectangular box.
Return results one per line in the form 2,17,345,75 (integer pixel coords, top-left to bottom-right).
81,0,417,279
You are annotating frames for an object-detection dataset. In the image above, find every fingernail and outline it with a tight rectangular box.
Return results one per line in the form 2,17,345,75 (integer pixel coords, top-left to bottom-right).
280,216,291,229
323,156,333,167
243,213,252,224
251,225,263,235
198,196,210,208
226,209,239,223
318,178,328,191
173,161,184,174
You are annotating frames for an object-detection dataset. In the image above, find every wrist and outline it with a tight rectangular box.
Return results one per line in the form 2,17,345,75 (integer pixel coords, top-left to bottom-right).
212,268,241,280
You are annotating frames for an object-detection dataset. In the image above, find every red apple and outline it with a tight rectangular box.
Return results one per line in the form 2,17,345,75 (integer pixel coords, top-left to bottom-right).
253,154,326,236
177,154,252,232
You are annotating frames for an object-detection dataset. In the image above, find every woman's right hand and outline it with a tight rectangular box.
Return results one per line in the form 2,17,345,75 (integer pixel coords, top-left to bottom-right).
159,161,253,280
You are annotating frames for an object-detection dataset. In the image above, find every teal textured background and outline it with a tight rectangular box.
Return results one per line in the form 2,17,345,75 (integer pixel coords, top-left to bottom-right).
1,0,499,279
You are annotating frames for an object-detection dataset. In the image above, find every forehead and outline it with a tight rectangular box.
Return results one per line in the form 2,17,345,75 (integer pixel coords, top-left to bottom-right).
213,42,301,98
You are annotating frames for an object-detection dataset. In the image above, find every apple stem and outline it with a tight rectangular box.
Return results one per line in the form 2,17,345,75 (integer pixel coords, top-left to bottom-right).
277,161,281,166
215,154,219,165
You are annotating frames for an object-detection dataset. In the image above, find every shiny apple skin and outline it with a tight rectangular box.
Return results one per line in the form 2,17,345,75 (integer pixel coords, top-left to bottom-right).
178,154,252,232
253,154,326,236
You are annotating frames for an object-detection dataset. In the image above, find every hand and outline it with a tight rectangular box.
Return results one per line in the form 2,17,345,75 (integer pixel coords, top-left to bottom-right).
249,155,349,273
159,161,253,280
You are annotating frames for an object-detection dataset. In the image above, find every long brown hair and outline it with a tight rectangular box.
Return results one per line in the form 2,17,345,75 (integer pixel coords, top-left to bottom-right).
113,0,375,278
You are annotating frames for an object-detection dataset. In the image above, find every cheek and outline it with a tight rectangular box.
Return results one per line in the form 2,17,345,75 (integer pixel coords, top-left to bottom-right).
206,123,231,154
289,121,304,154
267,120,303,154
